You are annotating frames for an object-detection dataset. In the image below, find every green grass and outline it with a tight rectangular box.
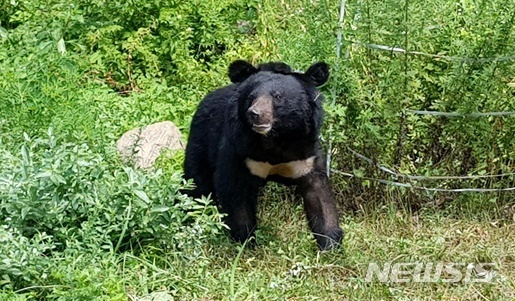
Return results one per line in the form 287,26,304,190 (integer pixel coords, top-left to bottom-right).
7,193,514,301
138,198,515,300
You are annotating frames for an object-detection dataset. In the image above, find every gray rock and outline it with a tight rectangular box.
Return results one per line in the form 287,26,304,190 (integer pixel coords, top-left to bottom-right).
116,121,185,168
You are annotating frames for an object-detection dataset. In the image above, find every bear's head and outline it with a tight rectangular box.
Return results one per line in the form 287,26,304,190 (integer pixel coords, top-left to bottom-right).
228,60,329,137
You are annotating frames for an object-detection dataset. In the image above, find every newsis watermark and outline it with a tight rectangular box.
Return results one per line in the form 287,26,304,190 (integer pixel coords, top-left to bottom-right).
365,262,496,283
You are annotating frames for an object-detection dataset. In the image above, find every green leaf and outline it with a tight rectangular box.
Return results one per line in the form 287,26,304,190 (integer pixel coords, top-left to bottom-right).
35,171,52,178
133,197,149,209
57,38,66,55
151,205,170,213
21,144,30,164
134,190,150,204
50,173,67,185
353,169,365,178
0,26,7,40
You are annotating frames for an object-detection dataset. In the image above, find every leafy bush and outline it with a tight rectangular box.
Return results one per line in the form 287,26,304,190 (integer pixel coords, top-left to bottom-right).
0,129,224,289
0,0,263,147
0,225,54,288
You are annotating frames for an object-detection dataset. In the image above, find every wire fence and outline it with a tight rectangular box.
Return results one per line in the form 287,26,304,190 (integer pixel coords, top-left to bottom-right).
328,0,515,194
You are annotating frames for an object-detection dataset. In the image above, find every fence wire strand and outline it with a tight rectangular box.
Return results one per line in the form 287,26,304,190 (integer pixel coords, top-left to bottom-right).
347,147,515,180
354,42,515,63
406,110,515,117
330,148,515,193
331,169,515,193
328,0,348,178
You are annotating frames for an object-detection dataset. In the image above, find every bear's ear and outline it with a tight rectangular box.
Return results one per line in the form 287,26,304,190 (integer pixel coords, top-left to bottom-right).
305,62,330,87
228,60,258,83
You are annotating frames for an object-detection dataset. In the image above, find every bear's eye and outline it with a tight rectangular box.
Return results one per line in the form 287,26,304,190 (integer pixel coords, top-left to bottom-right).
272,91,284,102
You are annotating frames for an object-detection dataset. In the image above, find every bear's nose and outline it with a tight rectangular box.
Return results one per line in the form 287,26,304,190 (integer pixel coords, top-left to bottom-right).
247,109,260,122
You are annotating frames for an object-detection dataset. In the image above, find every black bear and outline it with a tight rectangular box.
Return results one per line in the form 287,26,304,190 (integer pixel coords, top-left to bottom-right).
183,60,343,250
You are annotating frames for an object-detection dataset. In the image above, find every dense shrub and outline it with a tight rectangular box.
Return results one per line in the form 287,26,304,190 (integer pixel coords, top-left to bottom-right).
0,0,260,140
0,129,224,289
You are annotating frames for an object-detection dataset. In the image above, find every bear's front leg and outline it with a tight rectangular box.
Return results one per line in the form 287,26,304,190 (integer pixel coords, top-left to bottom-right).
214,158,263,246
297,166,343,250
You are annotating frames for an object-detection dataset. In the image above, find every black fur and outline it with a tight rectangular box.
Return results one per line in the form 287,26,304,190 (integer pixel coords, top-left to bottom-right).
183,60,343,250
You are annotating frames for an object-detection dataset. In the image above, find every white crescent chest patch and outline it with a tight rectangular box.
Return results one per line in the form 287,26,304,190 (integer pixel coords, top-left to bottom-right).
245,156,316,179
